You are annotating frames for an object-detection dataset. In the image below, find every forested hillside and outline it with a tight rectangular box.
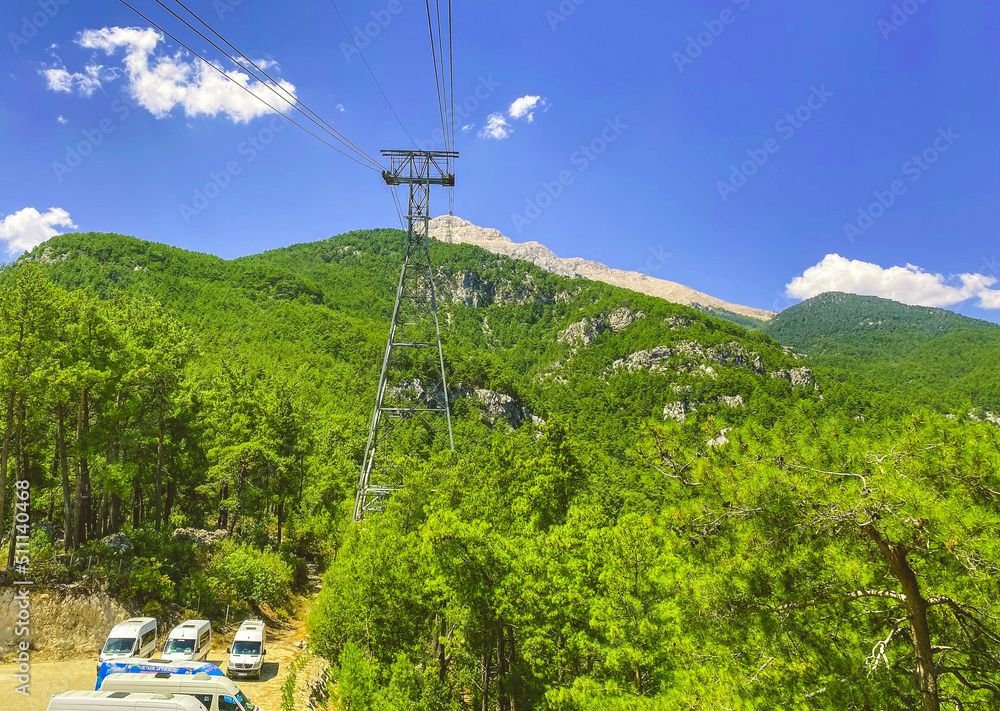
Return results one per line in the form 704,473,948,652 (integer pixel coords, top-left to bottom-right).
764,292,1000,414
2,232,999,709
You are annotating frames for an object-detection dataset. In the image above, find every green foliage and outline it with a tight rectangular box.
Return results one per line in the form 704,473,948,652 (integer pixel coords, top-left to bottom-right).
209,543,293,610
6,230,1000,709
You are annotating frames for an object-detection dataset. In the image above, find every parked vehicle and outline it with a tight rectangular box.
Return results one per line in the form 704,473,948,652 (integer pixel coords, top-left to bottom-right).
100,618,159,665
99,672,262,711
162,620,213,662
95,659,225,691
47,690,206,711
226,621,266,680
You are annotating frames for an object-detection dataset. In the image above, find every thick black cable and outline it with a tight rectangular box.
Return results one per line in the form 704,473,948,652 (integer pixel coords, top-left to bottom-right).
169,0,383,169
116,0,379,170
448,0,455,151
328,0,419,150
425,0,448,152
434,0,449,152
158,0,383,170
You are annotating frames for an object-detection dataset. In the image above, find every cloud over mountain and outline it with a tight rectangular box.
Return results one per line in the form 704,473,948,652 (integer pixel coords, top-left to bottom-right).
786,254,1000,309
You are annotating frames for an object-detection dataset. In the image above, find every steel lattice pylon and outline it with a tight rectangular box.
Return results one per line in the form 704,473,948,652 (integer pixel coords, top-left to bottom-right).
353,150,458,521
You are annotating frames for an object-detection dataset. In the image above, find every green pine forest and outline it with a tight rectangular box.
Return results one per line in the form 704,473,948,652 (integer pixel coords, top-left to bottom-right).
2,229,1000,710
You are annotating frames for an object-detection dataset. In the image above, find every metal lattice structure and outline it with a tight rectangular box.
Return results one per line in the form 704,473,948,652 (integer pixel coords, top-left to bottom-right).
353,150,459,521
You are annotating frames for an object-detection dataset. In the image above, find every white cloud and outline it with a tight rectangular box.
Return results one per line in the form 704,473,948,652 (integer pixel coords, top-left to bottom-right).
478,113,511,140
0,207,77,256
786,254,1000,310
461,123,475,132
43,64,112,97
57,115,68,124
45,27,296,124
336,103,345,112
508,95,547,122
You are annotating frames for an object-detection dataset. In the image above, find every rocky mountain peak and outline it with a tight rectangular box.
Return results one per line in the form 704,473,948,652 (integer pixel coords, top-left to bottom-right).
428,216,774,321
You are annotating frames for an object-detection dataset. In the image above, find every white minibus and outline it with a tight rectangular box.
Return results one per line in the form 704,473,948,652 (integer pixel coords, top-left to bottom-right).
47,690,206,711
162,620,213,662
100,671,264,711
101,618,159,663
226,620,266,680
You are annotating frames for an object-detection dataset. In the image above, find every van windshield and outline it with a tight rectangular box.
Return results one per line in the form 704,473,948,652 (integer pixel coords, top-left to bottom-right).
164,638,195,654
232,641,260,655
237,690,256,711
103,638,136,654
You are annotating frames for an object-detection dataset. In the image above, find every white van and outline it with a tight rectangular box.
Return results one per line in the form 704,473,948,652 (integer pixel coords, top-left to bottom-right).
100,672,263,711
48,690,206,711
226,620,266,680
101,618,159,663
162,620,213,662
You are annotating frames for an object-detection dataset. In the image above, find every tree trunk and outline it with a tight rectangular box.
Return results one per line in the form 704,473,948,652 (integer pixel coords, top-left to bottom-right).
481,645,492,711
7,399,26,569
74,388,91,549
0,389,15,541
111,494,122,533
154,416,164,532
276,498,284,546
164,478,176,528
497,626,508,711
864,525,940,711
58,406,73,549
218,480,229,530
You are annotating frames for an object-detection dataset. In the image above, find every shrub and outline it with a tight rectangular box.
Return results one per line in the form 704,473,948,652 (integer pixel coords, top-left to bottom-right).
210,544,293,609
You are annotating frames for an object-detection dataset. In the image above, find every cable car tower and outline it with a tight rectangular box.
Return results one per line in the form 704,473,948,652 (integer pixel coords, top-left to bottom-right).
353,150,458,521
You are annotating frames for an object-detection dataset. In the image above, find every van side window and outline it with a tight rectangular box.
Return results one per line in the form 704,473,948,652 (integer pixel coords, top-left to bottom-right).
141,630,156,647
184,693,212,710
219,695,242,711
200,632,210,648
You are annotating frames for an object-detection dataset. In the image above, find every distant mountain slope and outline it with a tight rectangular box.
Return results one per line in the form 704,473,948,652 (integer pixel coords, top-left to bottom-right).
764,292,1000,412
428,216,775,321
18,230,814,454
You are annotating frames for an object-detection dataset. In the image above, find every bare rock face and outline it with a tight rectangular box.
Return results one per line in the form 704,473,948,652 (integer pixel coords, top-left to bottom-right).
611,341,761,377
663,402,688,422
557,318,606,350
0,587,129,658
663,395,746,423
428,215,775,321
769,367,818,390
607,307,645,332
556,309,645,353
171,528,228,547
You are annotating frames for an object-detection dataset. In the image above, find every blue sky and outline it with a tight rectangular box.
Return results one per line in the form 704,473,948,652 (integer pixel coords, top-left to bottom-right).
2,0,999,321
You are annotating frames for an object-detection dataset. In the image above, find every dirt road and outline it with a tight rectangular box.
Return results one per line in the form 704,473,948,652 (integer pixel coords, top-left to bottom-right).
1,591,316,711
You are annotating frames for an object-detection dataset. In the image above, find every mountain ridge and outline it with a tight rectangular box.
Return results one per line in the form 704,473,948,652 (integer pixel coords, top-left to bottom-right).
428,215,775,322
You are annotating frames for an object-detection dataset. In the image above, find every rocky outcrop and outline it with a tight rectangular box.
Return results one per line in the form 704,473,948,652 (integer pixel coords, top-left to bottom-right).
171,528,228,547
428,215,775,321
769,367,819,390
0,587,129,659
663,395,746,423
557,309,645,353
612,341,762,377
